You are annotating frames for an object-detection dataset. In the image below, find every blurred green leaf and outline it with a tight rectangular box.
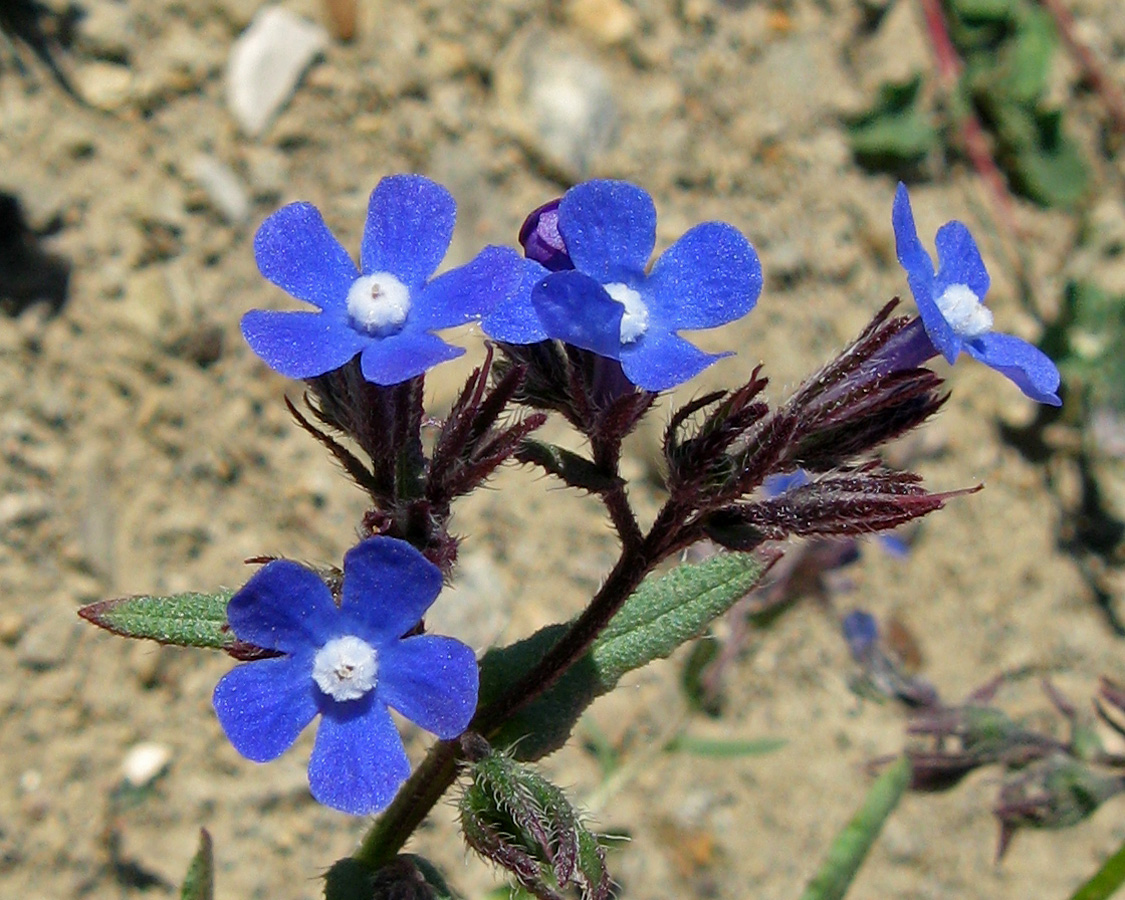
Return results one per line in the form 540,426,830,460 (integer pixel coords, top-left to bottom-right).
681,636,724,716
480,552,767,761
998,9,1056,103
79,590,235,650
1007,109,1089,207
663,735,787,757
180,829,213,900
847,77,938,167
1070,835,1125,900
949,0,1014,23
1045,281,1125,410
798,757,911,900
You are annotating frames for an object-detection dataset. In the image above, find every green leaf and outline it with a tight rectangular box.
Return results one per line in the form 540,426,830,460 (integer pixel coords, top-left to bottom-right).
480,552,767,761
663,735,787,758
1010,110,1089,207
847,77,938,168
949,0,1014,23
798,757,911,900
79,590,235,650
180,829,214,900
999,9,1057,103
1070,836,1125,900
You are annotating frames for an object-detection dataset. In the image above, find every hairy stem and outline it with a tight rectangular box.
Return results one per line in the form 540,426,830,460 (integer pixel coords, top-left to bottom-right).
353,490,691,867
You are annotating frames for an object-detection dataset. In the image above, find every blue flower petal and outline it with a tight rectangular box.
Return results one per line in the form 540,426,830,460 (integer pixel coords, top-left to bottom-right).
339,537,444,643
933,221,990,300
892,183,960,365
241,309,367,379
413,245,524,330
357,329,464,385
621,329,726,392
480,257,550,343
646,221,763,329
226,560,339,654
360,175,456,288
379,635,479,738
558,181,657,282
254,203,359,311
213,654,319,762
532,270,625,360
308,701,410,815
963,332,1062,406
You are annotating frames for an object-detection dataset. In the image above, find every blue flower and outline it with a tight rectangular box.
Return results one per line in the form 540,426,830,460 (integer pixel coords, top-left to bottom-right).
243,174,523,385
212,536,479,816
482,180,763,392
891,182,1061,406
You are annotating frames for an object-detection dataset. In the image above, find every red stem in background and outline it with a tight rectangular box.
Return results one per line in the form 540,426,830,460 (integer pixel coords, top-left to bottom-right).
918,0,1020,238
1037,0,1125,134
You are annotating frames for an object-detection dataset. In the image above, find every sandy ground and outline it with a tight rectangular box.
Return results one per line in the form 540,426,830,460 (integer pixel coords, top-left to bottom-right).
2,0,1125,898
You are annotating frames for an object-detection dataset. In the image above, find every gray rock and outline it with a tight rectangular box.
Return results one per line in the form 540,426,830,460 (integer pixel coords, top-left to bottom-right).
188,155,251,224
495,28,618,180
225,6,329,137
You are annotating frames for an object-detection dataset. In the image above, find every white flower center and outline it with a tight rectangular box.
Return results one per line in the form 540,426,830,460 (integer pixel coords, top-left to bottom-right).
346,272,411,336
935,283,992,339
312,635,378,702
604,282,649,344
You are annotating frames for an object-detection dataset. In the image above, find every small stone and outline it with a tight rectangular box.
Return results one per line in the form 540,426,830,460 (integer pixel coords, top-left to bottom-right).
75,61,134,111
111,267,175,342
0,611,25,645
244,145,289,199
120,742,172,788
188,155,250,223
495,28,618,179
566,0,639,45
0,492,50,530
225,6,329,136
76,0,135,61
17,604,80,672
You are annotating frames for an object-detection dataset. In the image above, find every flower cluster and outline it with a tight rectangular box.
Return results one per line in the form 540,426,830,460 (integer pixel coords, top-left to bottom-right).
213,537,478,815
215,175,1065,820
244,175,763,393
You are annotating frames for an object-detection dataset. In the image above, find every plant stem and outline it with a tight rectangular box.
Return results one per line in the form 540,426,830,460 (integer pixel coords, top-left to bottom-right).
353,491,689,867
353,738,460,869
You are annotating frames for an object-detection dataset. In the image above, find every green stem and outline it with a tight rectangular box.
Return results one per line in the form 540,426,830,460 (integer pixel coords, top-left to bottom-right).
353,739,460,869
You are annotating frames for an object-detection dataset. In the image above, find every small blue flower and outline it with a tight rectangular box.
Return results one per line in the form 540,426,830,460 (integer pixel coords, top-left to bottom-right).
892,182,1061,406
212,536,478,816
482,180,763,392
243,174,523,385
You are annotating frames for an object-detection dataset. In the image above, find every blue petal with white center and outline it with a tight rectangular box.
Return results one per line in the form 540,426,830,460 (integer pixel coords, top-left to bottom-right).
212,536,479,816
244,174,523,385
891,182,1061,406
483,179,763,392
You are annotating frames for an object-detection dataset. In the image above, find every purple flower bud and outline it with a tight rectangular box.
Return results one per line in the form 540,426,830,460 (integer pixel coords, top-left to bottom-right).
518,199,573,271
842,609,879,660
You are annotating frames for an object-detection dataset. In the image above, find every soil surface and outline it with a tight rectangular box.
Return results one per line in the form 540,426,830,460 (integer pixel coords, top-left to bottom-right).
2,0,1125,898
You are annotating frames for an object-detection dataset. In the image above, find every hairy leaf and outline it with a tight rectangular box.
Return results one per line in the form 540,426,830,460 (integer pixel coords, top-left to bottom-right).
79,590,235,651
480,552,767,761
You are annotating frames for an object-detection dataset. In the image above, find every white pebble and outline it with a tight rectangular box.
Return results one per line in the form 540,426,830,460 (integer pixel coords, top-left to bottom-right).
225,6,328,136
188,155,251,223
120,742,172,788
